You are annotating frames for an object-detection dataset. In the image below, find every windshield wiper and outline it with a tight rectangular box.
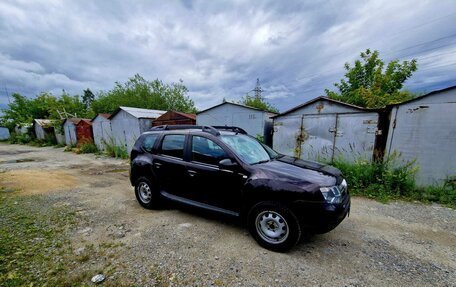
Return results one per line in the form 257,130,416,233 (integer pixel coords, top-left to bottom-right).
252,159,270,165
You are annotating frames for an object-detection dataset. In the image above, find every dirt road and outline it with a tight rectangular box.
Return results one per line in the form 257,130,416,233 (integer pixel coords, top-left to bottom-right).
0,143,455,286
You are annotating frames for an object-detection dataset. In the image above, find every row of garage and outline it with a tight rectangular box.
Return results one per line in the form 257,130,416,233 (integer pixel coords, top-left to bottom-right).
12,85,456,186
196,86,456,186
29,107,196,152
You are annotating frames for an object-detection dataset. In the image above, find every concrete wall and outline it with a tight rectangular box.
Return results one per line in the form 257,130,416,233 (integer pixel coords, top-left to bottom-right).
110,110,141,153
197,103,273,141
64,121,77,146
92,116,113,150
386,88,456,185
54,131,65,145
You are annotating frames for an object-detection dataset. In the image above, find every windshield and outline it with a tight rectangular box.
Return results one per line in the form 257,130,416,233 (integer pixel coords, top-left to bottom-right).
221,134,278,164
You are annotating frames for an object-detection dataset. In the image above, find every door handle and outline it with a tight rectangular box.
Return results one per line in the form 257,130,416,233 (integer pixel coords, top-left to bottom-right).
188,170,197,177
154,162,162,169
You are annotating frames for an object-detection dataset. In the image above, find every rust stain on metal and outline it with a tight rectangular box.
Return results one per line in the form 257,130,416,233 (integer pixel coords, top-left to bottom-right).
76,119,94,146
294,122,309,158
316,103,324,113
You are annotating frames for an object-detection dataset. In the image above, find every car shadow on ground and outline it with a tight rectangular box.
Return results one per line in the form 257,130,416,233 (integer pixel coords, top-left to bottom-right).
155,199,332,253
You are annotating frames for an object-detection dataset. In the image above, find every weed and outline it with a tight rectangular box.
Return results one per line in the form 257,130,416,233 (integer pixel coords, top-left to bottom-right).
332,154,455,208
104,140,129,159
79,142,98,154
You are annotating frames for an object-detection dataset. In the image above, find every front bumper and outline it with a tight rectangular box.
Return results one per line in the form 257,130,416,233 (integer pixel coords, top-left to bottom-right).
292,194,351,234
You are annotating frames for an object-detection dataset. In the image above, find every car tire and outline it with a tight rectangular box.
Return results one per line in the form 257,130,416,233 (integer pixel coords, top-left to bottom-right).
134,176,160,209
247,201,301,252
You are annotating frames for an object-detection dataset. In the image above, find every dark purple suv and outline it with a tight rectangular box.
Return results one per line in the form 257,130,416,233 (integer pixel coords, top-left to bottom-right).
130,125,350,252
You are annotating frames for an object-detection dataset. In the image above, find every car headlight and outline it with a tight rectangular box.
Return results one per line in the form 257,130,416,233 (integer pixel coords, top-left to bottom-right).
320,179,347,204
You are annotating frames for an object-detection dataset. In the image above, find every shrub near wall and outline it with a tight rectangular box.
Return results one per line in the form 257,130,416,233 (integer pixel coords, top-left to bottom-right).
332,153,455,208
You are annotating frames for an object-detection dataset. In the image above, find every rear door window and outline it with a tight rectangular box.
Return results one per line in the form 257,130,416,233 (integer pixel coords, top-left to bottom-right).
161,134,186,159
142,134,159,152
191,136,228,166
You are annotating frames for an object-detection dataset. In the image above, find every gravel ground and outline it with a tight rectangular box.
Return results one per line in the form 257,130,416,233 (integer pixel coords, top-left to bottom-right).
0,143,455,286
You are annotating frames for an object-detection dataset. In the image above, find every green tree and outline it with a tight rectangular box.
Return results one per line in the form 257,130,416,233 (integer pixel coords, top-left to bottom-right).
90,75,197,114
0,93,33,129
0,91,91,130
325,49,418,108
50,91,91,119
239,94,279,113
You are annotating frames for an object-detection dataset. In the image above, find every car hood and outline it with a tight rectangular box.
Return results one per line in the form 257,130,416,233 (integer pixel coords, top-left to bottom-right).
254,155,341,187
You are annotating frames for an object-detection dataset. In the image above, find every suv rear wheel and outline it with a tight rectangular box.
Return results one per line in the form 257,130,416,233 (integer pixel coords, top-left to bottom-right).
135,177,160,209
248,202,301,252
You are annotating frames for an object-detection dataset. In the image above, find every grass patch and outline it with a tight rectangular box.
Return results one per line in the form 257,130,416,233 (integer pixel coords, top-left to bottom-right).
0,193,135,286
0,194,76,286
332,154,456,208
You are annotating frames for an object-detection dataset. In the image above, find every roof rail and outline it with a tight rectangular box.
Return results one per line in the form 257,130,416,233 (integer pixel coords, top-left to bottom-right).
149,125,245,136
150,125,199,131
212,126,247,134
202,126,220,136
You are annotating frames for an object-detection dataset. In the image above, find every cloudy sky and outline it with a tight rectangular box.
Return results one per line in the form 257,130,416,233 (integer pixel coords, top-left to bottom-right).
0,0,455,112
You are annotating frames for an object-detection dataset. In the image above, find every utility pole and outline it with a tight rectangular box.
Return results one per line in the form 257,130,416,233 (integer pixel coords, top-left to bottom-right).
253,78,263,99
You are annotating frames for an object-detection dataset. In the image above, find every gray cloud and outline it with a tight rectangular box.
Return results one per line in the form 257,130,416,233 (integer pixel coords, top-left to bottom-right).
0,0,455,112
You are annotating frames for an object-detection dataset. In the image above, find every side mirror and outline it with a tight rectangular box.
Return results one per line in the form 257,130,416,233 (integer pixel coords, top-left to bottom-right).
219,158,238,170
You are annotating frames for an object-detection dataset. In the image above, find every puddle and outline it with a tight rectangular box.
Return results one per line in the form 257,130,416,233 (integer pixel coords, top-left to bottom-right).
0,158,41,164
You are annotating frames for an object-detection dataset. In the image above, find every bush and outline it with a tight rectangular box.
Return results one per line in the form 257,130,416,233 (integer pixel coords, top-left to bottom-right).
9,132,32,144
79,143,98,154
332,154,455,208
104,141,129,159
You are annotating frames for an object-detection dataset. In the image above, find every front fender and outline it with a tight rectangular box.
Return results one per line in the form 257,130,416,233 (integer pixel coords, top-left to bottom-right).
130,156,156,185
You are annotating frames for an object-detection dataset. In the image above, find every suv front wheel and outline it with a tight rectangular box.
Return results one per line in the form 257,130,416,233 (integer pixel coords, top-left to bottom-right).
135,177,160,209
247,202,301,252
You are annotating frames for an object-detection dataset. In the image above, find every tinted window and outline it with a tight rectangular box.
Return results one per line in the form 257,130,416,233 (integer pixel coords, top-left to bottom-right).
161,135,185,159
192,136,228,165
142,134,159,152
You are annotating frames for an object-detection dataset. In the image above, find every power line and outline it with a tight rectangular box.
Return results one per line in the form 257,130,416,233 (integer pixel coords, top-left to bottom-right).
278,37,456,91
4,85,10,104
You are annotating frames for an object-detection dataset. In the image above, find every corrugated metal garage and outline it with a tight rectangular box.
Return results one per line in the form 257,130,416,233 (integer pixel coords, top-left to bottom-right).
152,111,196,126
63,118,81,146
196,102,277,145
92,113,112,150
109,106,166,153
33,119,54,140
386,86,456,186
273,97,380,162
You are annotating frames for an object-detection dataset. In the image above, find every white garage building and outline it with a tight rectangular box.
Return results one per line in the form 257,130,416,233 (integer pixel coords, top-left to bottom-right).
196,102,277,145
109,106,166,153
